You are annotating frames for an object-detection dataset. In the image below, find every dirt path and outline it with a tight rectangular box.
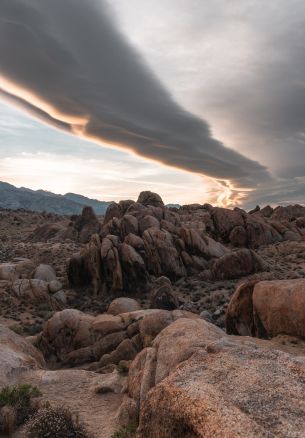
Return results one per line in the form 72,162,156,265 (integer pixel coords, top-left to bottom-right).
14,369,123,438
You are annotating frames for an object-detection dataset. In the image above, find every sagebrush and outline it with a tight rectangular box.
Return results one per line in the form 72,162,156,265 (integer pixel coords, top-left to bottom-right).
25,405,92,438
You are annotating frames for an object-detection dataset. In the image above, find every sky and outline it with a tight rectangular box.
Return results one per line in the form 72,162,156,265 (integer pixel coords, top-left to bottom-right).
0,0,305,207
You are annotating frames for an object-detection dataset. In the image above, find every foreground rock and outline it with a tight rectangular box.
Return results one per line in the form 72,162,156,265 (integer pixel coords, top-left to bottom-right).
126,318,305,437
0,325,45,387
226,278,305,339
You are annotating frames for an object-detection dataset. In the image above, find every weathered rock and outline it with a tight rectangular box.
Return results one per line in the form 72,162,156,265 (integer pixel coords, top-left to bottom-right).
253,279,305,338
0,325,45,386
138,215,160,235
127,317,305,437
0,259,35,281
149,276,179,310
225,280,258,336
115,396,138,427
107,298,141,316
119,243,148,293
137,336,305,437
143,228,186,279
212,249,266,280
33,263,57,282
37,309,197,367
11,279,61,310
100,235,123,293
229,225,247,247
227,278,305,339
137,191,164,208
104,202,123,225
120,214,139,238
67,253,92,287
48,279,63,293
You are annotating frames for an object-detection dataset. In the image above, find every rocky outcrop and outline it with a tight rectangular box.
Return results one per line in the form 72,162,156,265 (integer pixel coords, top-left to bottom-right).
29,205,102,243
37,308,199,368
70,206,101,243
126,318,305,437
67,192,230,296
179,203,304,249
226,278,305,339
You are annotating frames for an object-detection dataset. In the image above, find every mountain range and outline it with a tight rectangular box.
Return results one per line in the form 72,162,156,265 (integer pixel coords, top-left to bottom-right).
0,181,111,215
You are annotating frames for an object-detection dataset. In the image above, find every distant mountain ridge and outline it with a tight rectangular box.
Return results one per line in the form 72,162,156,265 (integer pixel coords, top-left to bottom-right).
0,181,111,215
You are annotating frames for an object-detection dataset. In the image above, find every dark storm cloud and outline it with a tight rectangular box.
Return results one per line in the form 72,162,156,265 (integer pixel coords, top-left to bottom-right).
0,0,270,192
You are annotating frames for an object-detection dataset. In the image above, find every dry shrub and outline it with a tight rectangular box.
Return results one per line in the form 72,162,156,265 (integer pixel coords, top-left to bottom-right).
25,405,92,438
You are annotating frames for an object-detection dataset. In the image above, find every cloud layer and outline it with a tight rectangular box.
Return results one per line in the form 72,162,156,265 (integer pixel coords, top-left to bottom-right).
0,0,271,202
109,0,305,206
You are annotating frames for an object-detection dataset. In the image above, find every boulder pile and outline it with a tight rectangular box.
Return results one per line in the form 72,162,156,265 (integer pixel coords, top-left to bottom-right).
36,306,199,368
67,191,268,296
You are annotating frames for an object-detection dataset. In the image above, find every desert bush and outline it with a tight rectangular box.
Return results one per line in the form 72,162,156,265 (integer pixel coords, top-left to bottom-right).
25,405,92,438
0,384,41,435
0,384,41,409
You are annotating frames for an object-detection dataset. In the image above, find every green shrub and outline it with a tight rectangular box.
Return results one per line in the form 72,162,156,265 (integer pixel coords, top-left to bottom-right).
25,405,92,438
0,384,42,434
111,421,138,438
0,384,41,410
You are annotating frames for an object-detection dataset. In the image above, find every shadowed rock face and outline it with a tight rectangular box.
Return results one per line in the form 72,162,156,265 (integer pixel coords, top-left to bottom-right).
226,278,305,339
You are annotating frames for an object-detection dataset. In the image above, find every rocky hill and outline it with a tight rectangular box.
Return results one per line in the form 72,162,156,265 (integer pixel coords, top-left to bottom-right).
0,181,111,215
1,191,305,437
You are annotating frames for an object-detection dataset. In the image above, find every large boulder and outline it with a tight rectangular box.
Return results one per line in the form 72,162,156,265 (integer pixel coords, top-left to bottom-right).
127,318,305,437
137,191,164,208
33,263,57,282
107,298,141,315
226,278,305,339
212,249,266,280
253,279,305,338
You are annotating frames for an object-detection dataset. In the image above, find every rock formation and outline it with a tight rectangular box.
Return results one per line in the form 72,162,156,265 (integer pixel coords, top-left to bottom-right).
226,278,305,339
127,318,305,437
36,308,199,368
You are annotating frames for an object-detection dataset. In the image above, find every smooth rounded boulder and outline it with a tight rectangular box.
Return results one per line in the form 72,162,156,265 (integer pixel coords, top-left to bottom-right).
107,297,141,315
